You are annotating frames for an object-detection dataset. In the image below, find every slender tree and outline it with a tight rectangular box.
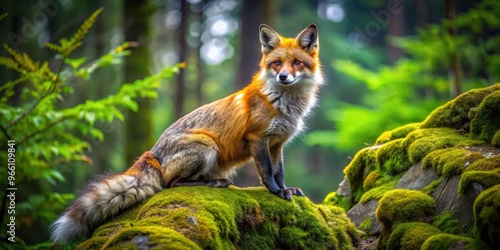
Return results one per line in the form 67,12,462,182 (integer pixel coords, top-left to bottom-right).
174,0,190,118
235,0,274,90
124,0,155,163
445,0,462,97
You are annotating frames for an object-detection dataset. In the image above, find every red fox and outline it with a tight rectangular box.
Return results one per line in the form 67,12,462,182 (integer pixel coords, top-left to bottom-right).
50,23,324,243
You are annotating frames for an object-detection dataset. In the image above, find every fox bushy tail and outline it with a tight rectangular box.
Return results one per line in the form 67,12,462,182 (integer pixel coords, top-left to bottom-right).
50,151,164,243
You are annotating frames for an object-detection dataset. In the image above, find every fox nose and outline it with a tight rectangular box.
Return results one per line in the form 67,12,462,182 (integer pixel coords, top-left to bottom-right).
278,72,288,82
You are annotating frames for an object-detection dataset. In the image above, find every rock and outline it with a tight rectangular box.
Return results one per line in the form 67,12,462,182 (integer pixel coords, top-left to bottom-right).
347,199,381,236
431,176,483,231
337,178,352,199
77,186,360,250
396,162,439,190
473,184,500,246
328,85,500,249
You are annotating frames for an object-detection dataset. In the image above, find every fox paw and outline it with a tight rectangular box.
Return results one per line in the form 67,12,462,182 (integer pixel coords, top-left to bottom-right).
206,179,232,188
275,187,305,200
286,187,305,196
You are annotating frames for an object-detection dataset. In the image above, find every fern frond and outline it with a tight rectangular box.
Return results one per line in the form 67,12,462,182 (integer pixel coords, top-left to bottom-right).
3,44,40,72
0,56,19,71
45,8,103,57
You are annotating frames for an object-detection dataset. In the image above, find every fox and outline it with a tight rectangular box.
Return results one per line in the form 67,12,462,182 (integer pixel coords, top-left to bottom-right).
50,23,324,243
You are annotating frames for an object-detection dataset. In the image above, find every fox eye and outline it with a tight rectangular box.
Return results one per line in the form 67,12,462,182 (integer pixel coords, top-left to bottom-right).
294,60,302,66
273,60,281,66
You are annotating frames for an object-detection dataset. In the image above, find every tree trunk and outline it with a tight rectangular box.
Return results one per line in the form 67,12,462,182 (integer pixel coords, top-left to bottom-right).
388,4,404,65
416,0,428,28
235,0,274,90
174,0,190,118
124,0,154,164
445,0,461,97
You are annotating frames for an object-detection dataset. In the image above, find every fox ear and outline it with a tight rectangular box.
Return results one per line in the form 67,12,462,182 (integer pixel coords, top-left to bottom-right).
296,24,319,53
260,24,282,54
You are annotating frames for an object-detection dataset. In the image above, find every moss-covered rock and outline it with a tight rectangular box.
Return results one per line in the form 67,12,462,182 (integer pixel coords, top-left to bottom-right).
402,127,483,165
473,184,500,247
375,190,435,249
470,90,500,143
329,84,500,249
420,84,500,129
421,233,492,250
422,148,484,178
78,186,359,249
387,222,441,250
376,189,435,230
375,123,420,145
459,169,500,195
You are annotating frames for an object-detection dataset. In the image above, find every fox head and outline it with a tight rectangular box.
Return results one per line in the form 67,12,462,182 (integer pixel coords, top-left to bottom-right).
259,24,323,86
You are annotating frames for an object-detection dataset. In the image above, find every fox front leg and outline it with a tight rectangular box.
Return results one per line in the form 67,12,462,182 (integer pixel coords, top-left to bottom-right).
271,144,305,197
251,137,298,200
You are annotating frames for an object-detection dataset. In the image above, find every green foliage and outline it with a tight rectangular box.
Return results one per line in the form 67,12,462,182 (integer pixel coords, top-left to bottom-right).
45,8,103,58
0,9,180,246
308,0,500,152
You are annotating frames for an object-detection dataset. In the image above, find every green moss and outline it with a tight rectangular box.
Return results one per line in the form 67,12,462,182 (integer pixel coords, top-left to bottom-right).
78,186,359,250
420,84,500,129
322,192,351,212
359,217,372,232
432,211,459,234
422,177,444,195
492,130,500,147
101,226,201,250
421,233,492,250
422,148,484,178
376,139,411,174
376,189,435,230
360,177,399,204
386,222,441,250
363,170,381,190
466,155,500,171
474,184,500,246
375,190,436,249
470,90,500,142
390,123,420,140
402,128,483,164
459,169,500,195
375,123,420,144
344,146,379,202
375,131,392,144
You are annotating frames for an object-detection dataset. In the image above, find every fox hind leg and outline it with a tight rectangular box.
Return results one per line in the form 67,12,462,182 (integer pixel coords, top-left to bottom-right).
171,178,232,188
160,134,231,188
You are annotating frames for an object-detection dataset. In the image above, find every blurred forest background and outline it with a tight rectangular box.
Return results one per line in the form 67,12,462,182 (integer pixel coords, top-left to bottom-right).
0,0,498,246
